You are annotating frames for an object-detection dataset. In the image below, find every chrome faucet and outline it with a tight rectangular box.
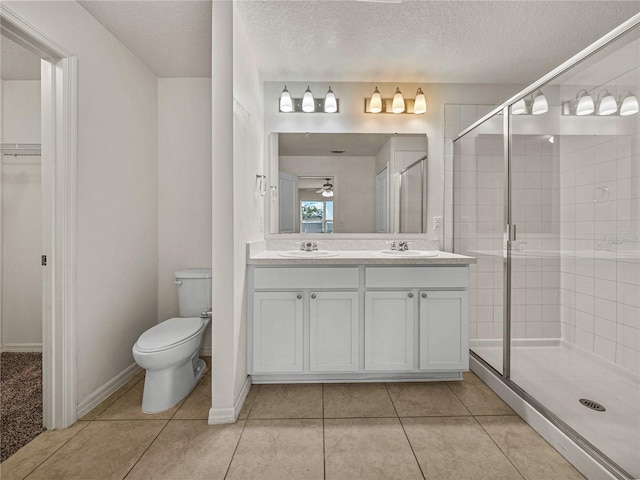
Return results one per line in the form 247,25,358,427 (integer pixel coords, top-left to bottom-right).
389,241,410,251
299,241,319,252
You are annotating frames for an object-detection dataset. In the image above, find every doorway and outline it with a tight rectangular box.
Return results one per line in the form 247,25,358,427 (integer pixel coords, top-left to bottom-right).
1,7,78,434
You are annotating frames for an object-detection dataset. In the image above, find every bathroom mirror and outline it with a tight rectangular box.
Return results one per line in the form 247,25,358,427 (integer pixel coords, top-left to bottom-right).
268,133,428,235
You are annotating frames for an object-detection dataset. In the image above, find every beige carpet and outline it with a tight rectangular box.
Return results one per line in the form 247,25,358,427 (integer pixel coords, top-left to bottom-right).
0,352,46,462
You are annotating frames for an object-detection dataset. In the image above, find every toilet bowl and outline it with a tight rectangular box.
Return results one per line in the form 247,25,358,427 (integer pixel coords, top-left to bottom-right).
132,268,212,413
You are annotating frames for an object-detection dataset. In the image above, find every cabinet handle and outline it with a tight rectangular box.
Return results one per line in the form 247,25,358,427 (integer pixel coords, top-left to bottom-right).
296,293,302,300
311,293,317,299
421,293,427,298
408,292,414,298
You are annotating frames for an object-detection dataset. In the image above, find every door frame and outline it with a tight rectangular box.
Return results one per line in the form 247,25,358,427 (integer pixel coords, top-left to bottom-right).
1,6,78,429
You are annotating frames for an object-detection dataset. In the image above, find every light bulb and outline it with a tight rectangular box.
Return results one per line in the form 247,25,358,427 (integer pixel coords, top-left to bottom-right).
620,93,639,116
597,90,617,116
279,86,293,113
512,98,527,115
302,86,315,113
324,87,337,113
392,87,405,114
576,90,594,116
370,87,382,113
531,90,548,115
413,88,426,114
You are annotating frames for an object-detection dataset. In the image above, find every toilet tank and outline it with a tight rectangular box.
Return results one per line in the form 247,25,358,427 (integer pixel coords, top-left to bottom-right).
175,269,212,317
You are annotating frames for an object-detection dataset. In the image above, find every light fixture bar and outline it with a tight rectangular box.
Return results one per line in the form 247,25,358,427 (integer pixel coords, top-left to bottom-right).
364,97,418,114
279,98,339,113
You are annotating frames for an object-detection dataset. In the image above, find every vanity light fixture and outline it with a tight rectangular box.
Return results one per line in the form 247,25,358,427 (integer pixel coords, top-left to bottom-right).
511,90,548,115
279,86,293,113
414,88,427,114
324,87,338,113
302,86,315,112
365,86,426,114
620,91,639,116
512,98,527,115
575,89,595,116
278,85,339,113
597,90,618,115
392,87,405,113
370,87,383,113
563,89,638,116
531,90,548,115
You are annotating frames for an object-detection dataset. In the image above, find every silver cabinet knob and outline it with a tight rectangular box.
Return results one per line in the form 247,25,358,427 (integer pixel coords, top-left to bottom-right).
421,293,427,298
408,292,414,298
296,293,302,300
311,293,317,299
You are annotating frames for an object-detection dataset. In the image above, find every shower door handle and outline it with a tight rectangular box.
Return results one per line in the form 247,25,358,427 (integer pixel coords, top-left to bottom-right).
508,224,517,242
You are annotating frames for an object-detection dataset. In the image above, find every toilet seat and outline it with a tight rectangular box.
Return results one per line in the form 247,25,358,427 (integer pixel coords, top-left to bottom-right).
135,317,205,353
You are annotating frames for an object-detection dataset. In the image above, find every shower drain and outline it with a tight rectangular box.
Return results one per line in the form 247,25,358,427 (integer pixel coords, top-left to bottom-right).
579,398,606,412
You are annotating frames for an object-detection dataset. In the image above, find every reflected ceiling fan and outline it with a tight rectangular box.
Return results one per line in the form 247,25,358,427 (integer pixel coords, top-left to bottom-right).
316,178,334,197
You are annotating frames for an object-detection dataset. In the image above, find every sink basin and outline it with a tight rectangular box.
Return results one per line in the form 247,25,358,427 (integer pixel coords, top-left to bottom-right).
379,250,439,257
278,250,340,258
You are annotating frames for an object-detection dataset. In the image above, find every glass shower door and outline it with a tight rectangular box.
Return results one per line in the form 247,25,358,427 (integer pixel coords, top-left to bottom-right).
453,113,506,374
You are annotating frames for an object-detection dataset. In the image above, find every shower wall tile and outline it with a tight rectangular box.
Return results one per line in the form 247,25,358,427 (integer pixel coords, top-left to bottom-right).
560,130,640,374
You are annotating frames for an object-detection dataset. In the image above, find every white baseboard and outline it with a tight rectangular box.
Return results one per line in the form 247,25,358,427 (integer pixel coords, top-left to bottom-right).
470,354,617,480
76,362,141,418
0,342,43,352
208,375,252,425
199,344,212,356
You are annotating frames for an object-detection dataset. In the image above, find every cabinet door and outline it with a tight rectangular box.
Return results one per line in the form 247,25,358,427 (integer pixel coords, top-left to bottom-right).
419,291,468,370
253,292,303,373
309,291,359,372
365,291,415,371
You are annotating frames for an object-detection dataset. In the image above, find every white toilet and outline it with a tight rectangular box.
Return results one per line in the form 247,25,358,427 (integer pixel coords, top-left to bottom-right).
132,268,211,413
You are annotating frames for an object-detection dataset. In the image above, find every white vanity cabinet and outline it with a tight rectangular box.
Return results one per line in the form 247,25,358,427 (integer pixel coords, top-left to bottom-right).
252,291,304,373
309,291,359,372
419,290,467,370
250,267,360,375
364,291,415,371
248,262,469,382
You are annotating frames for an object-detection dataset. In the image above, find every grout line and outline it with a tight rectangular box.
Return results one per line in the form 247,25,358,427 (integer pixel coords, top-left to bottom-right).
385,383,426,480
473,416,527,480
223,412,250,479
444,378,474,416
121,419,172,480
8,421,91,479
84,375,144,421
322,383,326,480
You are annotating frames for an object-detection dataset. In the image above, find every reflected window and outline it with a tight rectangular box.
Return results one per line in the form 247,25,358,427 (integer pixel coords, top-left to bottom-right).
301,201,333,233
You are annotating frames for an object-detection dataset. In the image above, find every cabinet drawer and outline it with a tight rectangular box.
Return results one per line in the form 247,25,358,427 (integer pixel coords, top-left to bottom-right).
365,266,467,289
253,267,359,289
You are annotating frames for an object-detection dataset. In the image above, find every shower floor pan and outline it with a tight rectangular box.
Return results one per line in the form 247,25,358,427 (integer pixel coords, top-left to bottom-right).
471,341,639,479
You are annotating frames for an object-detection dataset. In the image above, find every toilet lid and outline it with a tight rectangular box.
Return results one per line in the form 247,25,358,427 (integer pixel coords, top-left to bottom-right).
136,317,205,352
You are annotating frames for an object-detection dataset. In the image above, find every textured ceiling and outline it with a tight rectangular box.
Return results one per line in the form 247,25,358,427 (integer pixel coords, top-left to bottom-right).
235,1,640,84
78,0,212,77
4,1,639,84
1,34,41,80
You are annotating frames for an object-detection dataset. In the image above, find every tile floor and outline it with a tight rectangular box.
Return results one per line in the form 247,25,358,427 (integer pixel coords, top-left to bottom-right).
1,358,585,480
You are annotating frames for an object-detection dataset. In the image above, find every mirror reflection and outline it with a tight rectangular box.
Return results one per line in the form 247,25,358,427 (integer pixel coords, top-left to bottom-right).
270,133,427,234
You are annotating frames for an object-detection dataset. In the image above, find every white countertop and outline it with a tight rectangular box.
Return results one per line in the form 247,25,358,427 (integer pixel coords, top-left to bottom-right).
248,250,476,265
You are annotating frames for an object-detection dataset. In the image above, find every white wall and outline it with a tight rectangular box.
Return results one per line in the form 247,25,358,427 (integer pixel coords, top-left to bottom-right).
279,155,376,233
6,2,159,405
157,78,212,351
264,81,523,245
1,80,42,350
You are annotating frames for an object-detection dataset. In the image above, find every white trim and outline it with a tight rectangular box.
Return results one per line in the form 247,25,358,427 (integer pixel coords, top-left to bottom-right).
470,355,617,480
0,343,43,352
208,375,252,425
199,345,212,356
76,363,141,419
1,6,78,430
